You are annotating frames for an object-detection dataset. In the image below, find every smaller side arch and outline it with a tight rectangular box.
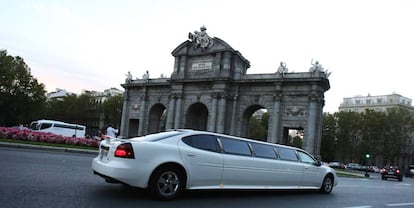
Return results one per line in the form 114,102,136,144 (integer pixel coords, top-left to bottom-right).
185,102,209,131
148,103,167,134
241,104,267,140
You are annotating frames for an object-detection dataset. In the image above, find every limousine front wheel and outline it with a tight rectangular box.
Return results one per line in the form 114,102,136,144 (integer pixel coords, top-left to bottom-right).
320,175,333,194
149,166,185,200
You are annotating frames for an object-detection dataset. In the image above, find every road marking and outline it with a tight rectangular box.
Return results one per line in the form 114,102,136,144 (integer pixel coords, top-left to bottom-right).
387,202,414,207
344,206,372,208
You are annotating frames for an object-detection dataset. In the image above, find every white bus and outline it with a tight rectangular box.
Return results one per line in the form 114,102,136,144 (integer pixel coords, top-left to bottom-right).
29,119,86,138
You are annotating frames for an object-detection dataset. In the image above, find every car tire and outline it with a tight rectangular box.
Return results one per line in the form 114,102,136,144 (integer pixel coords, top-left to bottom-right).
149,166,185,200
320,175,333,194
398,176,403,182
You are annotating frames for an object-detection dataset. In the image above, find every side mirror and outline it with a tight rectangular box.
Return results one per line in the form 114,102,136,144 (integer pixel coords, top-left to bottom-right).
314,160,322,166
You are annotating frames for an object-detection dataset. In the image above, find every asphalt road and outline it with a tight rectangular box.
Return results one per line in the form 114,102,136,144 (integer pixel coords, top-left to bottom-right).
1,146,414,208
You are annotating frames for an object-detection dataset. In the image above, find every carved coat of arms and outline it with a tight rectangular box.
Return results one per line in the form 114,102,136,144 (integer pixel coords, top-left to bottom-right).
188,25,214,50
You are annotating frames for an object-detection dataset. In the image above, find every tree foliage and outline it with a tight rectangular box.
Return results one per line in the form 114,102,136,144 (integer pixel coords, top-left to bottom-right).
321,108,414,166
0,50,46,126
320,113,337,161
102,95,123,128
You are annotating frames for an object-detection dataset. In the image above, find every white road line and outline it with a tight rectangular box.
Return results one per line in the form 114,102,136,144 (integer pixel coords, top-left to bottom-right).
343,206,372,208
387,202,414,207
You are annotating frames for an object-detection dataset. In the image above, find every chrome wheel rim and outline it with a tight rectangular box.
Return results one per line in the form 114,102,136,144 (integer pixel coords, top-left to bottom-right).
157,171,180,196
323,177,333,192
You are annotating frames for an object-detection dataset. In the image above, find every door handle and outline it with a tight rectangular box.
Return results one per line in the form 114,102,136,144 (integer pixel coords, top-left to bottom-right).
187,152,196,156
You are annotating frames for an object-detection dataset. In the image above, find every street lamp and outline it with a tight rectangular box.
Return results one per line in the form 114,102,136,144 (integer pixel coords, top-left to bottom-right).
364,153,370,177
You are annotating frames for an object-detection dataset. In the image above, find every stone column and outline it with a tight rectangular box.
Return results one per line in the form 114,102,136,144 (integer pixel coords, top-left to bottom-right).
173,57,179,73
174,94,182,129
165,93,176,130
305,96,318,154
314,99,324,157
138,94,147,136
120,88,129,137
216,93,226,133
208,92,218,132
269,95,282,144
230,94,238,135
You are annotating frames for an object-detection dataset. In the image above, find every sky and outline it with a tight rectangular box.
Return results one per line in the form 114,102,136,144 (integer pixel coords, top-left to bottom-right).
1,0,413,113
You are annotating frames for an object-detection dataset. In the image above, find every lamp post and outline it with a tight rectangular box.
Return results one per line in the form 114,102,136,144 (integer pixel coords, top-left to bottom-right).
364,153,370,177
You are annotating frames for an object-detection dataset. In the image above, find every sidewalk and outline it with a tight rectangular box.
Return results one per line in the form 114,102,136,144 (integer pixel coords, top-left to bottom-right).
0,142,99,155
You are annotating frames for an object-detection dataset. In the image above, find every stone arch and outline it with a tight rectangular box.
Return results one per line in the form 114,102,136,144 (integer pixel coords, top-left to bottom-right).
185,102,208,130
148,103,167,134
120,28,330,157
241,104,267,139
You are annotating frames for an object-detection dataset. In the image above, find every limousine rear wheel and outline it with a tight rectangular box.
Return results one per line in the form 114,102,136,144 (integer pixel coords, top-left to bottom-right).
149,166,185,200
320,175,333,194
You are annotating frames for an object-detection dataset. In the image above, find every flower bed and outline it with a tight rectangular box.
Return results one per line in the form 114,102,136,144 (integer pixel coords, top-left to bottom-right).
0,127,100,148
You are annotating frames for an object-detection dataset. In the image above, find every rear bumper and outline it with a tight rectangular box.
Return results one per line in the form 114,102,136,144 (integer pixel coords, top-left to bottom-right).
382,174,402,178
93,170,127,184
92,157,151,188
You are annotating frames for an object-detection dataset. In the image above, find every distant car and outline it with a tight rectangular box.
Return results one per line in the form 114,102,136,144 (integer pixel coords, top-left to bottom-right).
92,129,338,200
368,166,380,173
328,162,346,169
347,163,362,170
381,166,403,181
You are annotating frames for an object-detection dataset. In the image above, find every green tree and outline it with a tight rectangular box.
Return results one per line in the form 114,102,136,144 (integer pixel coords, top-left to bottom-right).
248,116,267,141
288,135,303,148
102,95,123,128
334,111,362,163
0,50,46,126
382,107,414,165
321,112,337,161
45,93,95,125
359,109,386,165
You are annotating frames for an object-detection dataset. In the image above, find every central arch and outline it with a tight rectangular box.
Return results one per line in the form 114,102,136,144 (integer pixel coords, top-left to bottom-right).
185,103,208,130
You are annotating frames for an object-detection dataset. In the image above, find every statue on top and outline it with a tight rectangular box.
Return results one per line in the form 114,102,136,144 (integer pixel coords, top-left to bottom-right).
309,59,324,73
309,59,331,77
142,70,149,82
277,62,289,78
125,71,133,83
188,25,214,50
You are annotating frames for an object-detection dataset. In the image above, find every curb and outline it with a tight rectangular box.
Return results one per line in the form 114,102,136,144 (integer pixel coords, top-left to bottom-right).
0,142,99,155
335,170,379,179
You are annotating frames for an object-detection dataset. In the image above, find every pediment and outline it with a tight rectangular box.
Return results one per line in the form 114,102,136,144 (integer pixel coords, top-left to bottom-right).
171,37,248,64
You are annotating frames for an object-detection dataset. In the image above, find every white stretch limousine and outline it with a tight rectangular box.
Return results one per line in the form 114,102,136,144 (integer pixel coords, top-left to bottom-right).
92,129,338,200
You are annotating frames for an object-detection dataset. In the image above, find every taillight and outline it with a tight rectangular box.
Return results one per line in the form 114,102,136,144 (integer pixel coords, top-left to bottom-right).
396,169,400,174
114,143,135,159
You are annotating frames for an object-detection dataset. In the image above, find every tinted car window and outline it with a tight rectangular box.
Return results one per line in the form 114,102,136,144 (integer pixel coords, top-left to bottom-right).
40,123,52,130
276,147,298,161
220,137,251,156
182,135,219,152
297,151,316,164
251,143,277,159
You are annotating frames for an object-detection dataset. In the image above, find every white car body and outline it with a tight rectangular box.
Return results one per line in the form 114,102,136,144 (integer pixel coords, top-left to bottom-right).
92,129,338,199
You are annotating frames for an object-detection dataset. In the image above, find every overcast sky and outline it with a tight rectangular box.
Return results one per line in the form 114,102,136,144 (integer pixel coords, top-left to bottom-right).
1,0,413,113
